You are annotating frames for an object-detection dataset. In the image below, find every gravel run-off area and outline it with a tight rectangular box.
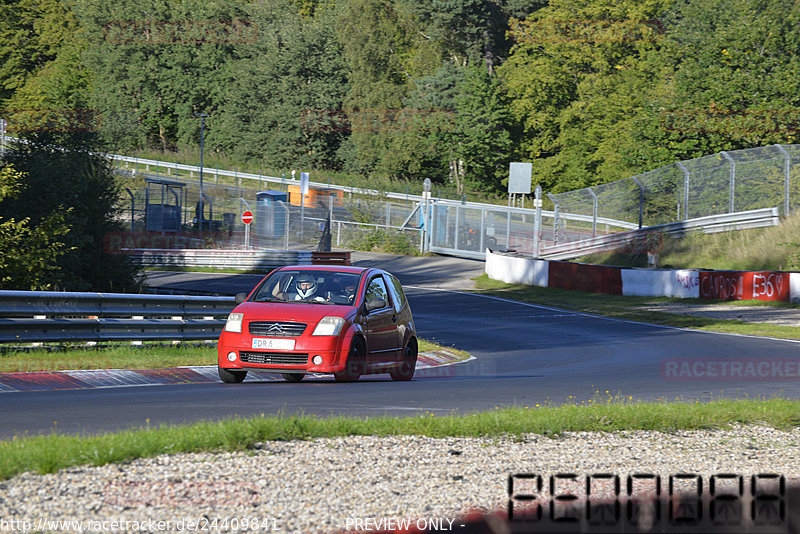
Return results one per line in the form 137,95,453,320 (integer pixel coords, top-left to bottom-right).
1,425,798,533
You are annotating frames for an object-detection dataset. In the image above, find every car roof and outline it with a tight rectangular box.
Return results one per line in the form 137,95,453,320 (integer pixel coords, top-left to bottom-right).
275,265,371,275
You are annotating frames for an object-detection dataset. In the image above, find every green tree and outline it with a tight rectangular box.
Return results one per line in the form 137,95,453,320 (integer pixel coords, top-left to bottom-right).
0,0,83,105
378,64,464,183
0,164,71,290
335,0,419,175
405,0,508,71
1,0,92,137
77,0,250,151
453,67,515,194
1,133,141,291
499,0,673,192
644,0,800,156
214,0,348,170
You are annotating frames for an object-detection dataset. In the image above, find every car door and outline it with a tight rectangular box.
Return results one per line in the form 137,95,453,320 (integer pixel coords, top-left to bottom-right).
362,275,399,364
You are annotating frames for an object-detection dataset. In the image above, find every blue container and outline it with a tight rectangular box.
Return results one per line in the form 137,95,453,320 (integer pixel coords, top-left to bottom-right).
255,190,288,239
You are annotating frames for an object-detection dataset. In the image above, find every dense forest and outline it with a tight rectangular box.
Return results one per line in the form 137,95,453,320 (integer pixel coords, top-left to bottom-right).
2,0,800,197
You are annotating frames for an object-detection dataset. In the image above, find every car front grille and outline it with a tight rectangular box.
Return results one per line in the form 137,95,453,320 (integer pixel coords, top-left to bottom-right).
240,352,309,366
248,321,307,337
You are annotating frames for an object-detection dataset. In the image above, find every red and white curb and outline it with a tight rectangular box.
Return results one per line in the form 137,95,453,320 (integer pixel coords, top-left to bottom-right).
0,350,474,393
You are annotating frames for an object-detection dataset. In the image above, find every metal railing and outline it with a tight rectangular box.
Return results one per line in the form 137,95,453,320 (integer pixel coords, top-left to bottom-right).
539,207,780,260
0,291,235,343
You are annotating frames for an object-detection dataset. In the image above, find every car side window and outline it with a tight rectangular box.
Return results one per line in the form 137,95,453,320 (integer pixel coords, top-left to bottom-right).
364,276,390,312
384,274,406,313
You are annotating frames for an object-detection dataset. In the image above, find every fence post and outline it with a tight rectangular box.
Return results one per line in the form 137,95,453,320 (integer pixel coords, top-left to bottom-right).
547,194,559,246
284,208,290,251
426,201,435,253
632,177,644,229
588,189,598,238
479,207,486,252
125,188,135,234
775,144,791,215
676,162,690,220
453,204,460,250
506,206,512,249
721,151,735,213
533,185,542,258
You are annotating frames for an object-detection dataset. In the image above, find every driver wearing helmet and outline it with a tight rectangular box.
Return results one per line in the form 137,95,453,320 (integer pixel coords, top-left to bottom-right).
290,273,325,301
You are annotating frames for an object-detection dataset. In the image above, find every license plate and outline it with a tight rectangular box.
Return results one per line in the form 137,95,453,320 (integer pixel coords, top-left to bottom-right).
251,338,296,350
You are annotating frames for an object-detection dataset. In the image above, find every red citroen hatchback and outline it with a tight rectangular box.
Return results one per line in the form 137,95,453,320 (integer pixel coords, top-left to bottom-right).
217,265,417,383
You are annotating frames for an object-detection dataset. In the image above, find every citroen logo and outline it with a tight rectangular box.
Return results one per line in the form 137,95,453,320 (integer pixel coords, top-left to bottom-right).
267,323,284,335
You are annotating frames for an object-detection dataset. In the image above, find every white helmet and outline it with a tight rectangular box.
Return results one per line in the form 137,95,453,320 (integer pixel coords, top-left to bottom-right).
295,274,318,299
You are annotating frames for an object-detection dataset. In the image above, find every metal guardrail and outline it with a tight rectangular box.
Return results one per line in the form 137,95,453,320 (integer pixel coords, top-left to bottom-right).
123,249,350,269
539,207,780,260
126,249,312,270
0,291,235,343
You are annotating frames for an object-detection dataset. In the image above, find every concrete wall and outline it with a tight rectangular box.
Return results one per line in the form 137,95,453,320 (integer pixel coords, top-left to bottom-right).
486,250,799,303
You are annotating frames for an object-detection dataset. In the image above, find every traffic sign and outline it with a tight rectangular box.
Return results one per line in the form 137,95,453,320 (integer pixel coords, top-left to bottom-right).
241,210,253,225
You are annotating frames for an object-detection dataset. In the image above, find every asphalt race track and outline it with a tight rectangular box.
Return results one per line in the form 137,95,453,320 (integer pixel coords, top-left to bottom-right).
1,254,799,439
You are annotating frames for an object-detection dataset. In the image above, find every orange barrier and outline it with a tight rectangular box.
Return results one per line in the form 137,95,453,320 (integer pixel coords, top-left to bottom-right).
287,185,344,207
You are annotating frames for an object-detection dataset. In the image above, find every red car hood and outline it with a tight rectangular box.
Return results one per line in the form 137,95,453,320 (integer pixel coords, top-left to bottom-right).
234,301,356,324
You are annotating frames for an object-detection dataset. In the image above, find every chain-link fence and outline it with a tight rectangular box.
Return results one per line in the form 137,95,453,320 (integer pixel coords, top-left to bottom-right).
547,144,800,246
110,143,800,259
111,170,422,254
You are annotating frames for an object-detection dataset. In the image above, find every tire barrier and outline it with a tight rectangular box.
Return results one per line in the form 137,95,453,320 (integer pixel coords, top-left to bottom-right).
486,250,800,303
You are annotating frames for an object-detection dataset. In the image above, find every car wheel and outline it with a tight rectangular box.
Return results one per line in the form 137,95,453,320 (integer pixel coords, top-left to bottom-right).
218,367,247,383
334,337,365,382
282,373,304,383
390,338,417,381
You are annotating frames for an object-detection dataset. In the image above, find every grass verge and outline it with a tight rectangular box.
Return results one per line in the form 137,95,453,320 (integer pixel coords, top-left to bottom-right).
0,344,218,373
2,398,798,481
473,274,800,340
581,212,800,271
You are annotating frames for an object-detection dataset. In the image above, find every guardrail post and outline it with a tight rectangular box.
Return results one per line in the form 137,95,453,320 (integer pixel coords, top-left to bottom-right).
775,144,791,215
721,151,735,213
676,162,690,220
588,189,598,238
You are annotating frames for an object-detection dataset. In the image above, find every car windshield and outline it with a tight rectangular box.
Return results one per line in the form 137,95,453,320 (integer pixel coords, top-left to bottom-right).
251,270,361,305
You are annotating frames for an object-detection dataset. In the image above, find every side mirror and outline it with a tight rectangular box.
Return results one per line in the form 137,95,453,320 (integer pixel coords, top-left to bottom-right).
365,297,386,312
234,292,247,304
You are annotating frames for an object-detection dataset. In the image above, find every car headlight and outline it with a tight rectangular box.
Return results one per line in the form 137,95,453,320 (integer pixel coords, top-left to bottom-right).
224,312,244,333
312,316,344,336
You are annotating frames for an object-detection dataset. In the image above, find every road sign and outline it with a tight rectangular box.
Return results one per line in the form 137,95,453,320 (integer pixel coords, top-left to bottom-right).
241,210,254,225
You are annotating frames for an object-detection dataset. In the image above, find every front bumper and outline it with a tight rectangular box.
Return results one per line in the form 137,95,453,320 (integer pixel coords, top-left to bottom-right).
217,331,348,373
